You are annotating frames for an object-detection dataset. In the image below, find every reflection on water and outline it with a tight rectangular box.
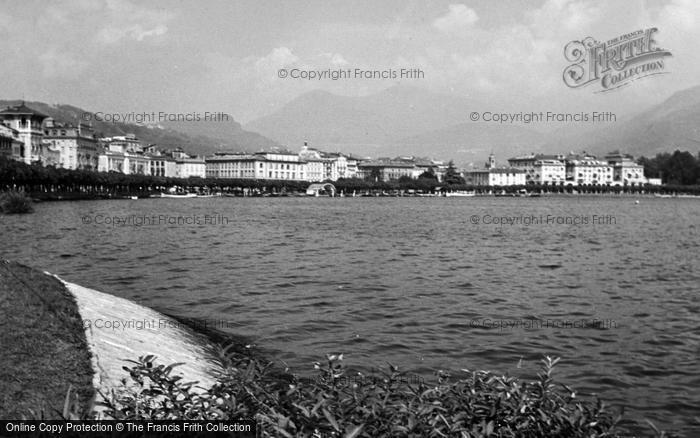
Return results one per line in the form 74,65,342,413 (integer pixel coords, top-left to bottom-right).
2,196,699,435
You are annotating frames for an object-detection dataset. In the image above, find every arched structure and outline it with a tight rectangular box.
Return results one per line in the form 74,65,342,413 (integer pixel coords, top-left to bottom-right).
306,183,336,197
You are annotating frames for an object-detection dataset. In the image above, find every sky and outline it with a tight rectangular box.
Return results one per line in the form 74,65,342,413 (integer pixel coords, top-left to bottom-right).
1,0,699,124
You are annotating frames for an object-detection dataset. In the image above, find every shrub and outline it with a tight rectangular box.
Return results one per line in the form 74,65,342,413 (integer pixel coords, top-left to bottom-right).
103,352,629,437
0,190,34,214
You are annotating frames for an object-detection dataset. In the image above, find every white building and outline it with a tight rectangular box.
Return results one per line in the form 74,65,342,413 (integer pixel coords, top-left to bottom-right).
101,134,143,153
42,119,98,170
298,143,353,181
464,154,526,186
175,157,206,178
356,160,416,181
98,150,151,175
0,123,23,160
508,154,567,185
605,152,647,186
148,155,177,177
0,103,56,165
565,157,613,185
205,151,307,181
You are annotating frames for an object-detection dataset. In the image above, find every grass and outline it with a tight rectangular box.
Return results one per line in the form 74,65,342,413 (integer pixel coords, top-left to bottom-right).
0,261,94,418
0,190,34,214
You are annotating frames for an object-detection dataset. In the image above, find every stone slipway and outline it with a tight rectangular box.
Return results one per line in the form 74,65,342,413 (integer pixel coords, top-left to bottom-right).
51,274,223,406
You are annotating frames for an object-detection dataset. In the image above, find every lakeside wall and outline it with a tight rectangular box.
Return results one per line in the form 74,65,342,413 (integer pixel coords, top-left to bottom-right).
56,276,223,406
0,261,222,417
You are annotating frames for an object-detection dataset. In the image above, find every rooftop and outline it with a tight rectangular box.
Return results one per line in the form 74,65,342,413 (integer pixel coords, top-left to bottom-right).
0,103,49,119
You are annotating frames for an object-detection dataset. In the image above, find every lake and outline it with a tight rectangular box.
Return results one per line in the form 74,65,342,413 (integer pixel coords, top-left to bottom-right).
2,196,699,436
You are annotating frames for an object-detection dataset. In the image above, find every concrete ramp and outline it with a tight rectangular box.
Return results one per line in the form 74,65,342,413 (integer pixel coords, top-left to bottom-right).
52,276,222,406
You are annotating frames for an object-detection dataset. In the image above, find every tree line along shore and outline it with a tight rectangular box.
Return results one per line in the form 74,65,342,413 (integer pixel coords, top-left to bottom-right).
1,155,699,200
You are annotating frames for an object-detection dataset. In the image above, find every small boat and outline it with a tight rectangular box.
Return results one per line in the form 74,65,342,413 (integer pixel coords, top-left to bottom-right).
130,196,138,200
159,192,197,198
445,191,475,197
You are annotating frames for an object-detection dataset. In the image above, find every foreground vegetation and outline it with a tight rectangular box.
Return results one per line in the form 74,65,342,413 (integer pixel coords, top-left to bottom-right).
0,190,33,213
101,351,634,437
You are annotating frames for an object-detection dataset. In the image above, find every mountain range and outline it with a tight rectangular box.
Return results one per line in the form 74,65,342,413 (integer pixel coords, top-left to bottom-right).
3,84,700,164
577,85,700,157
245,84,700,165
0,100,278,157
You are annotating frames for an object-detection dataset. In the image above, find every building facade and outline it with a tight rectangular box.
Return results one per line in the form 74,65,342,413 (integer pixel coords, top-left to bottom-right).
464,154,527,186
605,152,647,186
175,157,206,178
42,119,98,170
0,124,23,160
298,143,355,181
0,103,54,165
357,160,416,181
205,151,307,181
565,156,614,185
508,154,567,185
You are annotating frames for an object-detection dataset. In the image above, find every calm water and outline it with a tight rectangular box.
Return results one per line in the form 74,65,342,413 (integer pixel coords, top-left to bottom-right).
2,196,699,435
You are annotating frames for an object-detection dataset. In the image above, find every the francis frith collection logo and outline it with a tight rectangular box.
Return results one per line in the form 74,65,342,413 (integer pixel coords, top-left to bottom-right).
563,27,672,92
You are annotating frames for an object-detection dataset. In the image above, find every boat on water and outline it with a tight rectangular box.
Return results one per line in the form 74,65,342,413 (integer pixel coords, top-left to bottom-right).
159,192,197,198
195,193,222,198
444,191,475,197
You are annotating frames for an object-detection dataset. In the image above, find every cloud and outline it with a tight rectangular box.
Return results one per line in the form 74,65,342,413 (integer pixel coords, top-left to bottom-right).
433,4,479,34
96,0,171,44
253,47,300,71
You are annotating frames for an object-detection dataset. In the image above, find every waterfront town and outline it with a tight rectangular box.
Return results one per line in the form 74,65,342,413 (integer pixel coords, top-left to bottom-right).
0,102,662,188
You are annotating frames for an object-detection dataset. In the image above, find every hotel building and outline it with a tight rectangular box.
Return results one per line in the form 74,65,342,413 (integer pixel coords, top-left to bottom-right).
0,103,57,165
605,151,647,186
463,154,526,186
299,143,355,181
42,118,99,170
507,154,567,185
565,155,614,185
205,151,307,181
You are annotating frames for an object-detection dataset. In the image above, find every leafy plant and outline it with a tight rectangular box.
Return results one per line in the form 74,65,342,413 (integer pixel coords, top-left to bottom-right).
102,350,653,437
0,190,33,214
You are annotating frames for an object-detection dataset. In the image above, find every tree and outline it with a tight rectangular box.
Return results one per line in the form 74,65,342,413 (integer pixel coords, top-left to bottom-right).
637,150,700,185
418,167,438,181
366,167,382,182
444,160,465,185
